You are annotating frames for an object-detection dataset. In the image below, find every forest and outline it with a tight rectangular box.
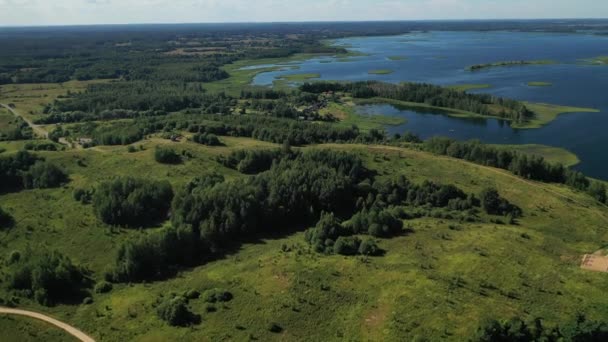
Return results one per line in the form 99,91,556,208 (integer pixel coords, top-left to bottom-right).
2,21,608,341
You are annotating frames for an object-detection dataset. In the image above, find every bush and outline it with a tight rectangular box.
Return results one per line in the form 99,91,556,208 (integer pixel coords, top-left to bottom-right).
22,161,68,189
5,250,88,306
204,288,233,303
154,147,181,164
94,281,113,294
268,322,283,333
305,212,349,253
93,177,173,227
358,238,382,256
0,206,14,228
192,133,222,146
333,236,361,256
82,297,93,305
479,187,522,217
156,296,197,327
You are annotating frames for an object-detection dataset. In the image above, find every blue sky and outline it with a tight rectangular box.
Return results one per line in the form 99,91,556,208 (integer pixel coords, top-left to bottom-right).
0,0,607,26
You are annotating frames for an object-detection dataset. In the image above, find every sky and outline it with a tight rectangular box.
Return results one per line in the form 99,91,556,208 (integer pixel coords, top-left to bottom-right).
0,0,607,26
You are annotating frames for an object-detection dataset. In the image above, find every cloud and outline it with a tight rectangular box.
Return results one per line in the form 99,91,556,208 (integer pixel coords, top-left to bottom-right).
0,0,607,26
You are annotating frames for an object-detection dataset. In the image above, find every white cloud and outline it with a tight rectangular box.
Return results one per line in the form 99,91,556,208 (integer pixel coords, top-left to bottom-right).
0,0,607,26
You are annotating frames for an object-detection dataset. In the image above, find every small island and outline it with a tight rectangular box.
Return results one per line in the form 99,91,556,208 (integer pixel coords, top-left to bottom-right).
467,60,556,71
580,56,608,65
528,81,552,87
368,69,394,75
387,56,408,61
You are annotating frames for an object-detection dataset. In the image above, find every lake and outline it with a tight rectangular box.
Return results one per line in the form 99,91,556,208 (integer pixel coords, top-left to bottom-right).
249,31,608,179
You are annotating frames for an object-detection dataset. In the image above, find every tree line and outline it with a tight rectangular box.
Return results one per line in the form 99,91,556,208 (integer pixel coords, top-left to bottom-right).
301,81,534,124
0,151,68,192
423,137,607,204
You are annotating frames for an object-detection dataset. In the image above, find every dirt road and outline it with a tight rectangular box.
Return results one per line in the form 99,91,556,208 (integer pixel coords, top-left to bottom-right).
0,103,49,138
0,307,95,342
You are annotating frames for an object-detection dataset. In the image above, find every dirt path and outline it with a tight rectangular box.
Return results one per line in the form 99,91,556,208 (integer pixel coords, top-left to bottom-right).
0,103,49,139
0,307,95,342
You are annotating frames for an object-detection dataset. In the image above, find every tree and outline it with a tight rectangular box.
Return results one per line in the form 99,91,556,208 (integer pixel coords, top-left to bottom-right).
154,147,181,164
333,236,361,256
0,206,14,228
93,177,174,227
358,238,382,256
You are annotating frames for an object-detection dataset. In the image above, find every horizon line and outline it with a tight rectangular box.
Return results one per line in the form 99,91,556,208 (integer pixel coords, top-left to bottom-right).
1,17,608,29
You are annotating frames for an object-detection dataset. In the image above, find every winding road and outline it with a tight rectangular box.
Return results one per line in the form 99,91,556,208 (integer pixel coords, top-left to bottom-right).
0,307,95,342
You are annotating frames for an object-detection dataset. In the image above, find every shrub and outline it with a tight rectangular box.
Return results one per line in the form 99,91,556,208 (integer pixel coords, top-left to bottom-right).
156,296,197,327
0,206,14,228
5,250,88,306
333,236,361,256
192,133,222,146
154,147,181,164
22,161,68,189
204,288,233,303
268,322,283,333
94,281,113,294
358,239,382,256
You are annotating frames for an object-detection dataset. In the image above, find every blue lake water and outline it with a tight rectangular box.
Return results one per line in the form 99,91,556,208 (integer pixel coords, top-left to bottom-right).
248,31,608,179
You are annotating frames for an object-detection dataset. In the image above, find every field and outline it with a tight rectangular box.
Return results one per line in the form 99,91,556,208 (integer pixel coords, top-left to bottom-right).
2,134,608,341
0,316,74,342
520,102,600,129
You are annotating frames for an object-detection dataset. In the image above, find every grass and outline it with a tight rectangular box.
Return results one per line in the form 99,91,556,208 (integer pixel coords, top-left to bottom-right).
319,102,405,131
492,144,580,167
0,316,75,342
387,56,407,61
277,73,321,82
516,102,600,129
0,80,109,124
2,139,608,340
0,108,19,136
528,81,552,87
447,84,491,92
368,69,394,75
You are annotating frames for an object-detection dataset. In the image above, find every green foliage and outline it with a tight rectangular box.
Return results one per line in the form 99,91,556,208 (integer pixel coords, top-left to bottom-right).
154,146,181,164
424,138,606,202
0,206,14,228
302,81,533,123
333,236,361,256
156,296,198,327
203,288,233,303
348,209,403,237
4,250,88,306
305,212,348,253
93,281,112,294
92,177,173,227
479,187,522,217
358,238,382,256
192,132,222,146
22,161,68,189
218,149,284,174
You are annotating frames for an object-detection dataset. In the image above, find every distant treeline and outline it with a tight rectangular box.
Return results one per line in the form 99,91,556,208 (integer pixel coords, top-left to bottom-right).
301,81,533,123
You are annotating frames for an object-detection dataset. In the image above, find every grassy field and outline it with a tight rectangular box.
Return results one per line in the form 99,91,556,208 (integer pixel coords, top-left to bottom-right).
0,316,75,342
528,81,552,87
492,144,580,167
320,102,406,130
0,80,109,124
2,137,608,341
0,108,18,136
368,69,394,75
